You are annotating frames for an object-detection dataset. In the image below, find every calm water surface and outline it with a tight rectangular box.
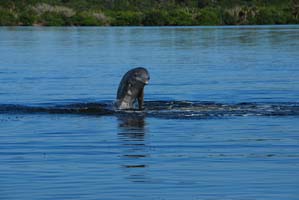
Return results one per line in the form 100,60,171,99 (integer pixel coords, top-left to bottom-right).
0,26,299,199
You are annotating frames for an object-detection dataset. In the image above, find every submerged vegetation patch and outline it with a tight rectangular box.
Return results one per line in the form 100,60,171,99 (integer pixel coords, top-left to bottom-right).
0,0,298,26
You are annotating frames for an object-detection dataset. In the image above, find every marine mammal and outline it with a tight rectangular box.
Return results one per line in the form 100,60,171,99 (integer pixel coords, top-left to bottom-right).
116,67,150,110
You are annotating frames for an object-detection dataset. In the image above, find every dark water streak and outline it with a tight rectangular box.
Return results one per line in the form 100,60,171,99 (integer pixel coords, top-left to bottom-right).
1,101,299,119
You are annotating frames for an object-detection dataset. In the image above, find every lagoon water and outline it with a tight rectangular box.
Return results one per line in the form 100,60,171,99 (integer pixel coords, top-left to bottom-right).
0,26,299,199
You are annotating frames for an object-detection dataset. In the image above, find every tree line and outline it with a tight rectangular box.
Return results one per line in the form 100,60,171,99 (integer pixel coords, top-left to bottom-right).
0,0,298,26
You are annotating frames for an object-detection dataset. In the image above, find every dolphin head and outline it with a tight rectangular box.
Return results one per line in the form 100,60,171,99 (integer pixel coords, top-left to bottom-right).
132,67,150,85
116,67,150,110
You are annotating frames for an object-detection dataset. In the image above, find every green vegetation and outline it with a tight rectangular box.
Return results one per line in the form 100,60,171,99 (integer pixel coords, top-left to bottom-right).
0,0,298,26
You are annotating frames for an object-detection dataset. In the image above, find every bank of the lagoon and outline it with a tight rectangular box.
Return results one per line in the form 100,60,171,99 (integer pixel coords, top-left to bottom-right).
0,25,299,199
1,0,299,26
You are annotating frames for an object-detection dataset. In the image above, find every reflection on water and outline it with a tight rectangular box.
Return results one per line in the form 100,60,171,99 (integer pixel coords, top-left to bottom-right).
118,114,146,129
117,114,149,183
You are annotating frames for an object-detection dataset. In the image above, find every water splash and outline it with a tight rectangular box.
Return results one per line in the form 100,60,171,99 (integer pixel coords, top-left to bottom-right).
0,101,299,119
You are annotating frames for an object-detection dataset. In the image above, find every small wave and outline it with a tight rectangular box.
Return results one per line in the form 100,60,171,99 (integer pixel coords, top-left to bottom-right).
0,103,113,115
0,101,299,119
144,101,299,119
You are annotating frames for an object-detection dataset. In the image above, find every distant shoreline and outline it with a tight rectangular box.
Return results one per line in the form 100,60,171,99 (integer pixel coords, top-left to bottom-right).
1,24,298,27
1,1,298,26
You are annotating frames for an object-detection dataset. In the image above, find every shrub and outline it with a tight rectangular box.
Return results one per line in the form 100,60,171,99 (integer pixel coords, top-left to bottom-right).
31,3,76,26
39,12,66,26
72,12,108,26
19,10,38,26
109,11,142,26
221,6,258,25
256,7,290,25
246,7,258,25
222,10,238,25
32,3,75,17
93,12,110,25
256,7,275,24
142,10,170,26
0,9,18,25
195,8,221,25
168,9,194,25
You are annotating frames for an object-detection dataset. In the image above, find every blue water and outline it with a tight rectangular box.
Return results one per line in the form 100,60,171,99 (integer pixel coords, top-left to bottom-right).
0,26,299,199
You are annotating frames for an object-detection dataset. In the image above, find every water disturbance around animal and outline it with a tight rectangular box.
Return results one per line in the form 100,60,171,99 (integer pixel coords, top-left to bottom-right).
1,101,299,119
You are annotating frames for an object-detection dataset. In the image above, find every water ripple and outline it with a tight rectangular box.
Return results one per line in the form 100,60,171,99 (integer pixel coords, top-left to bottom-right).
0,101,299,119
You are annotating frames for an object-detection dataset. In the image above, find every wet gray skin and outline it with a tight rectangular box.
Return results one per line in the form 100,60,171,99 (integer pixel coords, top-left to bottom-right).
116,67,150,110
